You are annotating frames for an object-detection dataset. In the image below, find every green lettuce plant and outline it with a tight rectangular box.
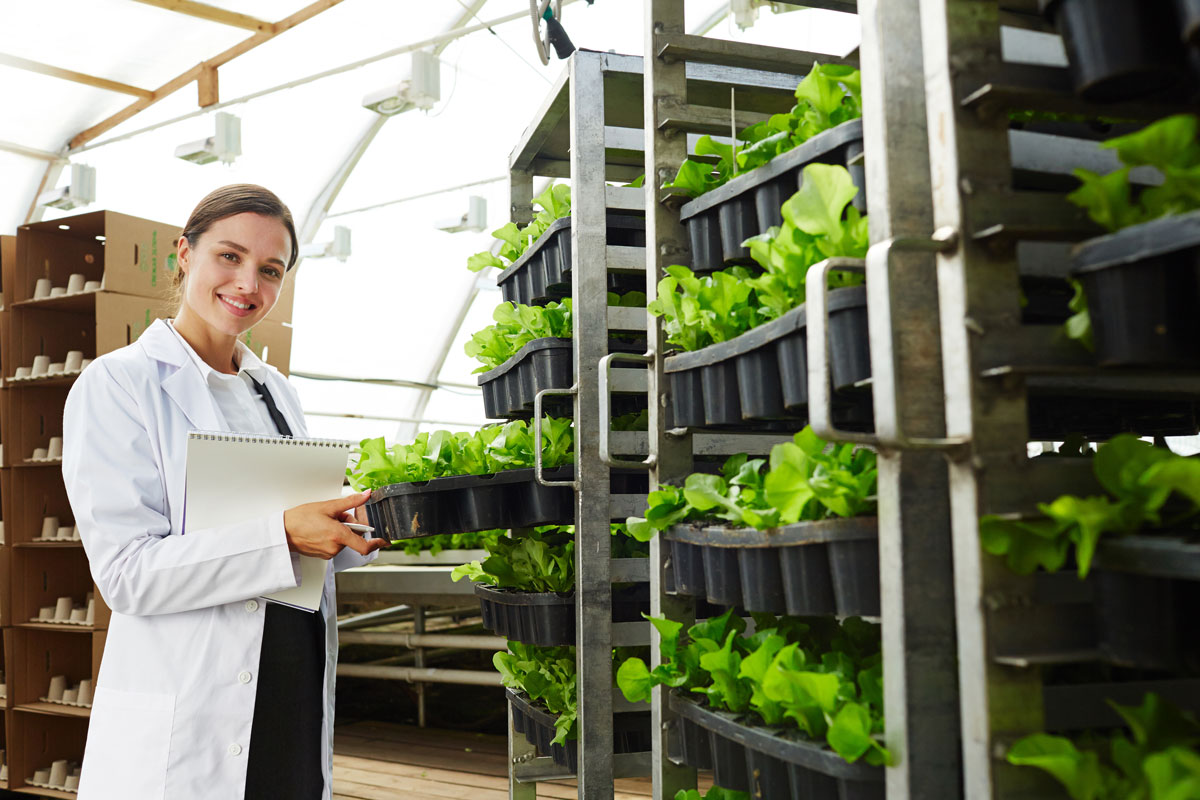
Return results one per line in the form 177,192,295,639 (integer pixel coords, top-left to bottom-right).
979,435,1200,578
450,523,648,592
616,610,890,766
663,64,863,198
347,417,575,490
388,529,505,556
625,427,877,541
648,164,869,352
674,788,750,800
494,642,579,745
1007,693,1200,800
468,184,572,272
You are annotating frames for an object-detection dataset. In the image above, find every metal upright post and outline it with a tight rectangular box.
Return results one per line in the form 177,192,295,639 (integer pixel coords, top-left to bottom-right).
644,2,696,798
857,1,963,797
570,50,616,800
919,2,1051,797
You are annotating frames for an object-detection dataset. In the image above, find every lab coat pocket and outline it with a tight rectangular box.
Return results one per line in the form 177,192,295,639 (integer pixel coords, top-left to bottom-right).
80,687,175,800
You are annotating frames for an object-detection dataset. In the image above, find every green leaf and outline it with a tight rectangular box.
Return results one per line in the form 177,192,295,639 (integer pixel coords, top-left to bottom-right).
615,657,655,703
783,163,861,244
1007,734,1107,800
826,703,882,764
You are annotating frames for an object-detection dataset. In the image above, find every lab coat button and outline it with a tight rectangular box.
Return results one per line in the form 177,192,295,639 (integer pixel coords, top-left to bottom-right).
228,743,242,756
238,671,252,684
244,600,259,612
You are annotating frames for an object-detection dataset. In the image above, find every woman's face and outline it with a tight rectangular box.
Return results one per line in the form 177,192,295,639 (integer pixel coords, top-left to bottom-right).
177,212,290,337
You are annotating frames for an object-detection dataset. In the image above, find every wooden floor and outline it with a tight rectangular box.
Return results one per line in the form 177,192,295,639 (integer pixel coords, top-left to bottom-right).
333,720,654,800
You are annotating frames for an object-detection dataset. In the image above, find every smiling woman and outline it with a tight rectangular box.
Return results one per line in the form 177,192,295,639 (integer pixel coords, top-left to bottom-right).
59,183,386,799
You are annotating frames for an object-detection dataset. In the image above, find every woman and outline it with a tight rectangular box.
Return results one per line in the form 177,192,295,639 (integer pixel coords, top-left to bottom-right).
62,184,386,800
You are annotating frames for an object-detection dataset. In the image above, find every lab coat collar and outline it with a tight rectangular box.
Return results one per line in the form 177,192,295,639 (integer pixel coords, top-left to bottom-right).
138,320,224,433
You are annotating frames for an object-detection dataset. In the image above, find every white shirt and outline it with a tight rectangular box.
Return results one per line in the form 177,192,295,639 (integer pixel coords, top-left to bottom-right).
166,320,277,435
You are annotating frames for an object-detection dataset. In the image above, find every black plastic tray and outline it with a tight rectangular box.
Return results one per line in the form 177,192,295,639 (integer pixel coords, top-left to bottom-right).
476,583,651,646
364,467,649,540
478,336,650,419
664,286,873,432
495,214,646,306
1092,570,1200,671
508,689,651,773
668,693,883,800
679,120,865,273
1071,211,1200,368
664,517,879,616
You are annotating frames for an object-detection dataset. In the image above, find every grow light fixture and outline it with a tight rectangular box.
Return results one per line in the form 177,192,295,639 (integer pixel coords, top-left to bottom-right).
38,164,96,211
362,51,440,116
436,196,487,233
299,226,351,262
174,112,241,165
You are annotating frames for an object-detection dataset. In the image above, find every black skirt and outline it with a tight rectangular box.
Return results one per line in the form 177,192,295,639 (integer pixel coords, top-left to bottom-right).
244,602,326,799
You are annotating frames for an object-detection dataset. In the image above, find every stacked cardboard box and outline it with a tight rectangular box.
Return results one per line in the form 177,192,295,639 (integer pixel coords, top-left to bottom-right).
0,209,295,796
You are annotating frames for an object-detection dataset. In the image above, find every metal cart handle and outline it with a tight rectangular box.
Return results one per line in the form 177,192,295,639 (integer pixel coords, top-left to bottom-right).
598,350,657,470
534,385,580,488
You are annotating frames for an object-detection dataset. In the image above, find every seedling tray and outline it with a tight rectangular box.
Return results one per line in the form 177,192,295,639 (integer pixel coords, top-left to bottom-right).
664,517,879,616
364,467,648,540
679,120,865,273
475,583,651,646
664,287,873,431
669,693,883,800
508,689,651,773
1070,211,1200,368
478,336,649,419
496,214,646,306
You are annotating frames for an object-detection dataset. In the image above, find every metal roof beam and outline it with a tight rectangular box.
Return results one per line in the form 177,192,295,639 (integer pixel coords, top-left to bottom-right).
130,0,272,32
0,52,153,98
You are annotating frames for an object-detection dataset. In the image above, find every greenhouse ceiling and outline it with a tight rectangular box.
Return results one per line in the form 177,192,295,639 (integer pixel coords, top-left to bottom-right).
0,0,859,442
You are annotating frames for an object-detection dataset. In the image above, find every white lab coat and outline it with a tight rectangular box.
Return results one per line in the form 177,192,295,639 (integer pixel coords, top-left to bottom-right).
62,319,373,800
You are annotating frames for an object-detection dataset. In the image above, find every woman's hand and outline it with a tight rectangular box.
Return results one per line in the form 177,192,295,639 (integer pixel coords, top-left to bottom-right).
283,490,386,559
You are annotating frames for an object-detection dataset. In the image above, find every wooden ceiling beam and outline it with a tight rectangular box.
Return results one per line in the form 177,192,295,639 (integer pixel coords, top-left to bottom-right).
69,0,344,149
0,52,153,98
130,0,271,33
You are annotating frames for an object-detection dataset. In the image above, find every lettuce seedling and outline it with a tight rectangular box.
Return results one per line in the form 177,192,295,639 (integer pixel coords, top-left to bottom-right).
467,183,573,273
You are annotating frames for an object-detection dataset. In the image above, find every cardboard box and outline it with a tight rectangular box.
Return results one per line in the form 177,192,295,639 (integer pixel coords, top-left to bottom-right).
10,547,110,631
5,307,96,381
6,469,72,548
6,628,104,714
1,386,68,469
1,233,15,309
16,210,180,305
93,291,172,357
240,319,292,375
8,709,88,792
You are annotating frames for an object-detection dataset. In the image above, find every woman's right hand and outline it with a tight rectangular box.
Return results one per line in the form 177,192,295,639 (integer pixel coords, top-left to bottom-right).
283,489,386,559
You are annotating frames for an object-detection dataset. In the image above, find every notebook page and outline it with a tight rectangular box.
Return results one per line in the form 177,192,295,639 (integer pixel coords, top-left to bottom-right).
184,432,353,611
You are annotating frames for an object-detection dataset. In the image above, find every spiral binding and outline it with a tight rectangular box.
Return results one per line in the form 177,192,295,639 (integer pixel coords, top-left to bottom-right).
187,430,352,449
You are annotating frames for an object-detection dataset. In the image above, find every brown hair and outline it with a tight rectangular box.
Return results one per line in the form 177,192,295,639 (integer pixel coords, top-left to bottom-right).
171,184,299,308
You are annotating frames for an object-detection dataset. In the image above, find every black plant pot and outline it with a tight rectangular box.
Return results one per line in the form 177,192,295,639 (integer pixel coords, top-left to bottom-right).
1043,0,1185,102
746,748,791,800
1071,212,1200,368
670,539,708,597
738,548,788,613
828,287,872,392
779,544,838,616
829,537,881,617
710,730,751,792
1093,571,1200,671
703,546,744,607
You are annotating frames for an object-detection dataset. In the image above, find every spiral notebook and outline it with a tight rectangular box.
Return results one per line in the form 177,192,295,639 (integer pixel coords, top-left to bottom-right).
184,431,354,612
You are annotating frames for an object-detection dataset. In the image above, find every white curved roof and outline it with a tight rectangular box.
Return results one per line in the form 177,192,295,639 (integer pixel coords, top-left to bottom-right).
0,0,858,442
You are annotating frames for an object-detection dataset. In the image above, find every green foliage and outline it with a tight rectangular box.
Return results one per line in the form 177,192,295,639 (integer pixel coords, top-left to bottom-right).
625,427,877,540
616,611,890,766
1008,693,1200,800
387,528,504,556
450,523,649,591
466,291,646,372
980,435,1200,578
674,788,751,800
648,164,869,352
611,409,649,432
493,642,579,745
467,184,572,272
347,417,575,490
663,64,863,198
1068,114,1200,234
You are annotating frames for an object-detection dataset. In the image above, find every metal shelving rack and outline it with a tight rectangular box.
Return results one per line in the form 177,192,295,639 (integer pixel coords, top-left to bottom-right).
642,1,965,798
918,1,1200,798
